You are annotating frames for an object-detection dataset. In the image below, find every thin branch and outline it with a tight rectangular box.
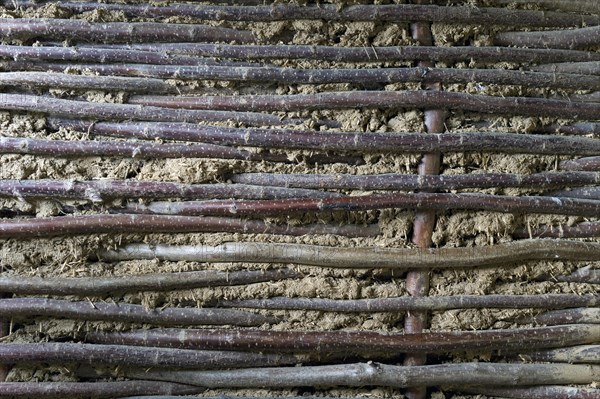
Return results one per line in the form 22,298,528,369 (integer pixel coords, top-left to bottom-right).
512,222,600,240
3,3,598,27
125,362,600,388
533,61,600,75
0,268,302,296
555,266,600,284
455,386,600,399
560,157,600,171
0,343,296,369
494,25,600,50
527,307,600,326
118,193,600,218
0,44,243,66
50,119,600,156
9,62,600,92
230,171,600,191
0,72,179,94
488,0,600,13
80,43,600,63
122,91,600,121
0,214,377,239
0,94,303,126
544,187,600,200
0,18,255,43
97,239,600,270
216,294,600,312
0,180,341,202
523,345,600,364
84,324,600,354
0,381,203,398
0,137,292,162
533,122,600,136
0,298,274,326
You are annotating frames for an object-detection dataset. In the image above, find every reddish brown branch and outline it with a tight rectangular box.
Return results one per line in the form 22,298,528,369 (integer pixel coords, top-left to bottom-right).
495,25,600,50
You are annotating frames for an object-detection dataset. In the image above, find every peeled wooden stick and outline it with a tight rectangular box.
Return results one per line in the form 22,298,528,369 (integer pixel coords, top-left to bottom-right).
0,137,290,162
98,240,600,270
11,62,600,91
0,298,274,326
0,268,302,296
0,180,340,202
0,381,203,398
494,25,600,50
78,43,600,63
456,386,600,399
0,94,302,126
122,91,600,120
49,119,600,156
231,171,600,191
84,324,600,354
3,3,598,26
0,343,296,369
217,294,600,312
0,18,255,43
125,362,600,388
0,214,377,239
522,345,600,364
528,308,600,325
118,193,600,218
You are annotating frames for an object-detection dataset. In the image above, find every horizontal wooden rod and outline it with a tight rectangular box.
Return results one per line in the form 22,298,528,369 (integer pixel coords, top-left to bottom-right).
49,118,600,156
527,307,600,326
512,221,600,240
495,25,600,50
0,298,274,326
533,61,600,75
0,17,255,43
0,268,301,296
455,386,600,399
85,43,600,63
523,345,600,364
0,343,296,369
3,3,597,26
97,239,600,270
217,294,600,312
0,214,378,239
84,324,600,354
122,91,600,120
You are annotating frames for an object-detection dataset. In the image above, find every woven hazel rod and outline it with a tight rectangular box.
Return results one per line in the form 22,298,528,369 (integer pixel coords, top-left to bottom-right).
456,386,600,399
555,266,600,284
84,325,600,354
123,91,600,121
80,43,600,63
488,0,600,13
0,137,292,163
9,63,600,92
0,214,378,239
522,345,600,364
527,308,600,326
494,25,600,50
118,193,600,218
533,122,600,136
230,171,600,191
0,298,275,326
217,294,600,313
0,18,256,44
0,268,302,296
97,240,600,270
0,94,303,126
513,221,600,239
125,362,600,388
0,72,180,94
0,381,203,398
3,3,598,27
0,180,341,202
533,61,600,75
0,343,297,369
545,187,600,200
560,157,600,171
49,119,600,156
0,44,239,66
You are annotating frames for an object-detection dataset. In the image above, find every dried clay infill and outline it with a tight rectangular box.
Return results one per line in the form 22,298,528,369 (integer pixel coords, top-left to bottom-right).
0,1,599,399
